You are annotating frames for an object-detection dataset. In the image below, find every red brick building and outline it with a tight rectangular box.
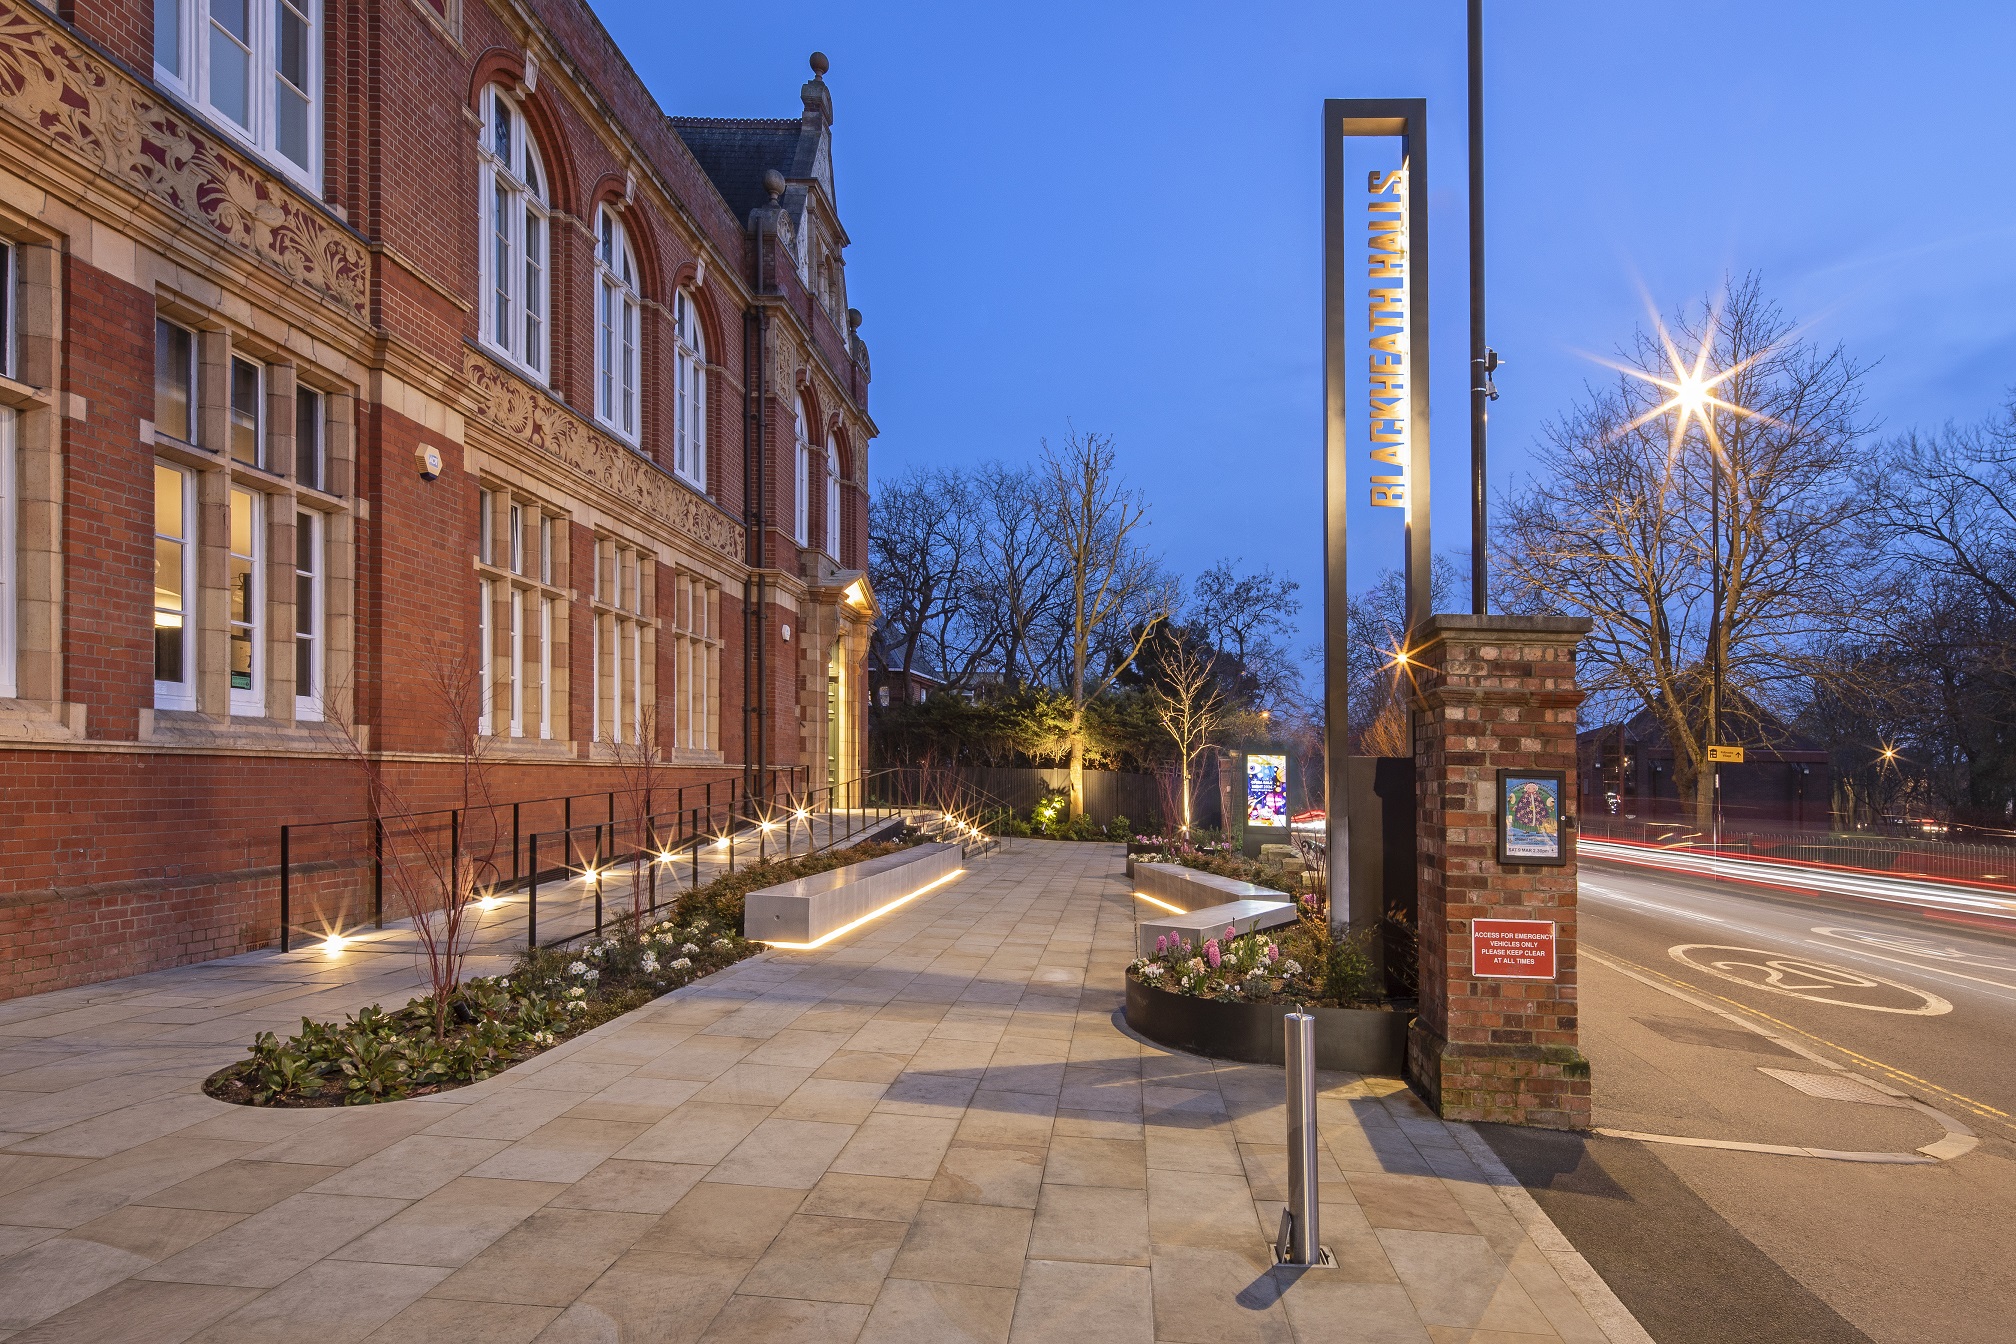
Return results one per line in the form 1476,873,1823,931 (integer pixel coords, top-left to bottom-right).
0,0,877,997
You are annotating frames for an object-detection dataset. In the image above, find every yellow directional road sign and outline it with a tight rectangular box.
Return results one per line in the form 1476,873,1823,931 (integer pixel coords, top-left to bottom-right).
1708,745,1745,763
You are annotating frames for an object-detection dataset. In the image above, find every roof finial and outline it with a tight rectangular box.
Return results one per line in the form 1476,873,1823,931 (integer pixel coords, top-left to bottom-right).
809,51,829,80
763,169,785,204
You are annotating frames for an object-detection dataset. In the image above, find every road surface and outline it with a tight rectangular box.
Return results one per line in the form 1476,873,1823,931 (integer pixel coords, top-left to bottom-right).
1480,855,2016,1344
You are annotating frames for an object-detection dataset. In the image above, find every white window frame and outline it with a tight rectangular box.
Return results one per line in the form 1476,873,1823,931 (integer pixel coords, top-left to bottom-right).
295,385,323,491
793,395,810,547
539,595,553,740
824,434,841,561
594,208,641,444
154,462,198,711
0,410,15,701
509,587,524,736
154,0,322,189
293,507,323,721
156,318,199,446
673,290,707,490
227,485,265,716
229,355,264,468
477,86,550,381
478,576,494,736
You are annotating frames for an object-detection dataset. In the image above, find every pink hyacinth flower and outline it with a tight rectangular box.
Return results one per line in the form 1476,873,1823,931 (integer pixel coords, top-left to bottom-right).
1155,935,1168,955
1224,925,1236,941
1205,941,1221,968
1266,944,1279,963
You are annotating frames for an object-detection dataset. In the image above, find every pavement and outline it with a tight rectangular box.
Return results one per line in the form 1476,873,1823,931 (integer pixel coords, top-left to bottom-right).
1488,859,2016,1344
0,839,1647,1344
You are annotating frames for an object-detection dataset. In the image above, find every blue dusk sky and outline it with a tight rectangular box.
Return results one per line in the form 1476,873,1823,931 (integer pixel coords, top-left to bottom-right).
596,0,2016,651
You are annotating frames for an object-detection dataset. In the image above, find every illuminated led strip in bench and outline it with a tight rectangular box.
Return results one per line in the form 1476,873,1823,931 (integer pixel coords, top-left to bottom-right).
758,870,966,951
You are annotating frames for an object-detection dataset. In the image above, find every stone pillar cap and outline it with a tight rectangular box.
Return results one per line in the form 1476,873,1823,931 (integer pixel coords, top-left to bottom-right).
1414,613,1594,639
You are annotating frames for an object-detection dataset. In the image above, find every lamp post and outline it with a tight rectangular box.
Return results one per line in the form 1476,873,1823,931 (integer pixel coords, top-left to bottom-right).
1467,0,1492,615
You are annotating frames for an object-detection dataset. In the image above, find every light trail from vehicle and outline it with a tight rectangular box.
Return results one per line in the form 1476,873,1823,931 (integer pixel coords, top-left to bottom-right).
1580,838,2016,928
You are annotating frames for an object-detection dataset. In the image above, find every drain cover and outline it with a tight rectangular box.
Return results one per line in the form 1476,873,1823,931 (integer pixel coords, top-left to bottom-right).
1758,1068,1909,1108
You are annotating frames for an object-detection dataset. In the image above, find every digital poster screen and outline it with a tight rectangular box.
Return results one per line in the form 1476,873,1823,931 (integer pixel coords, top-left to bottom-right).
1245,754,1288,829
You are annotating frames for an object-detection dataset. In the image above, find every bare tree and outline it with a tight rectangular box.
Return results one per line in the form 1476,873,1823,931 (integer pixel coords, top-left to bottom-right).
1190,560,1302,707
1498,276,1878,829
972,462,1071,687
1037,430,1176,817
1151,638,1228,836
609,705,666,926
333,645,501,1040
869,467,993,690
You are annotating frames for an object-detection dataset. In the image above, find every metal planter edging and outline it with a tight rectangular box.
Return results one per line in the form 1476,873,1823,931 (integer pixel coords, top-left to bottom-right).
1124,975,1409,1076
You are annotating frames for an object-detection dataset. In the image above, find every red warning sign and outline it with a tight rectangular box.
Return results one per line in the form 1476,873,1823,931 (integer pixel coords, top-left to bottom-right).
1471,919,1557,980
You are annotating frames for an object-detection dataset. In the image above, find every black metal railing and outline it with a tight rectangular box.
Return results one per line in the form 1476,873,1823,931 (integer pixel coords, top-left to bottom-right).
519,772,911,948
275,767,808,952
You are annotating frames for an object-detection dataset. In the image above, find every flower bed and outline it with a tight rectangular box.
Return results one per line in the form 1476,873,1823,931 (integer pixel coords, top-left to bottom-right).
1123,908,1408,1075
204,839,915,1107
1127,906,1374,1008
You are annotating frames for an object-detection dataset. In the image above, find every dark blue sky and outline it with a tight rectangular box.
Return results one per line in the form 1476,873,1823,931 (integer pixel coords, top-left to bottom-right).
598,0,2016,645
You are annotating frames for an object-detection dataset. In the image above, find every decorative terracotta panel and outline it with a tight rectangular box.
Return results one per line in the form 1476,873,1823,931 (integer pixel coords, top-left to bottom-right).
0,0,368,321
463,350,746,563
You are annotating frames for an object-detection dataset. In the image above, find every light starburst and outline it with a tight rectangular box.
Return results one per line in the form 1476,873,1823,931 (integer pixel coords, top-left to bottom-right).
1588,298,1782,463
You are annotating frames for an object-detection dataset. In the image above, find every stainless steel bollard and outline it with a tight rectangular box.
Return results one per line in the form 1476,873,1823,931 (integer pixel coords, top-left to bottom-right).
1277,1011,1328,1266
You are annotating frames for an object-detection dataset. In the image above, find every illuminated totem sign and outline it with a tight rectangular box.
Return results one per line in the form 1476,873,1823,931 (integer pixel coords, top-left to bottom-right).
1321,99,1432,936
1367,170,1408,509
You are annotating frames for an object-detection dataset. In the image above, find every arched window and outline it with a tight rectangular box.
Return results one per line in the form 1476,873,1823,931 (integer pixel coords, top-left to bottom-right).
793,396,811,547
824,434,841,561
594,208,640,442
478,87,548,380
673,291,707,490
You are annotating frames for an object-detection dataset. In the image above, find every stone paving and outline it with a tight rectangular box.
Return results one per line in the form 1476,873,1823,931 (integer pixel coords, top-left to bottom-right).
0,839,1647,1343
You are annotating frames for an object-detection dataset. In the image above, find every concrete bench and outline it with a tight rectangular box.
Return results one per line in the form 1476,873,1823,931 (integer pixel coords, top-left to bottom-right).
1131,860,1288,914
744,842,963,946
1136,898,1299,960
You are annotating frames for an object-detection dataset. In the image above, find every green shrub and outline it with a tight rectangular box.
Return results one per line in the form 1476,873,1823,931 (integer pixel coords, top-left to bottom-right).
207,838,918,1108
1104,815,1131,842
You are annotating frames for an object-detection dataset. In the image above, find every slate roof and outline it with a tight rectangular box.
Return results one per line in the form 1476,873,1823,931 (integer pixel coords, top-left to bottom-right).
669,117,803,221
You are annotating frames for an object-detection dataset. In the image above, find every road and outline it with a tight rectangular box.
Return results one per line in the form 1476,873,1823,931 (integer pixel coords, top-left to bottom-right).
1479,856,2016,1344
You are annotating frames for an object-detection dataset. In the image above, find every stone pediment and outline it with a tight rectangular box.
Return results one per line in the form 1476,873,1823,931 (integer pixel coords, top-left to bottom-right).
463,349,746,563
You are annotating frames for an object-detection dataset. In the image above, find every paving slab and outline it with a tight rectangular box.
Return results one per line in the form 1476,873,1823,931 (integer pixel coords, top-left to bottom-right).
0,838,1648,1341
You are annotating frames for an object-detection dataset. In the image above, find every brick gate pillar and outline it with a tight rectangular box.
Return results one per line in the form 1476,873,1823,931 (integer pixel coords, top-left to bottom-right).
1406,614,1594,1129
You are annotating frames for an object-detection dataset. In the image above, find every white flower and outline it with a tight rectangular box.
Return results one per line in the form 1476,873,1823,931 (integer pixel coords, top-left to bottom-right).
1186,958,1206,975
566,986,585,999
1245,966,1264,979
568,961,588,976
583,969,600,983
497,979,510,989
692,919,710,931
589,945,607,958
640,954,660,974
1279,959,1303,976
1142,965,1165,979
681,943,700,955
566,999,586,1012
711,938,732,950
670,957,692,970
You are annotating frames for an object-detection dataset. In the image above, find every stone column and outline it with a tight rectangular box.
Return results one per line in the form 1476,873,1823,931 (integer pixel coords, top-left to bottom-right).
1407,614,1593,1128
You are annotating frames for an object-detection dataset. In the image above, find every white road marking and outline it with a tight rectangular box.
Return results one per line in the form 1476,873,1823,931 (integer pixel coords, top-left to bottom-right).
1810,926,2016,974
1585,947,1979,1163
1801,938,2016,1000
1669,945,1954,1016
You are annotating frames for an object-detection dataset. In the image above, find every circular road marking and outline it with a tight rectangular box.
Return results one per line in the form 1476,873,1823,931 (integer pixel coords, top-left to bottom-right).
1668,944,1954,1015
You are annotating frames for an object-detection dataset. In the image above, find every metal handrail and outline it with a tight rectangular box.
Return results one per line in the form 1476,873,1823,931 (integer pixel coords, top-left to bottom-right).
520,771,910,948
276,765,812,952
